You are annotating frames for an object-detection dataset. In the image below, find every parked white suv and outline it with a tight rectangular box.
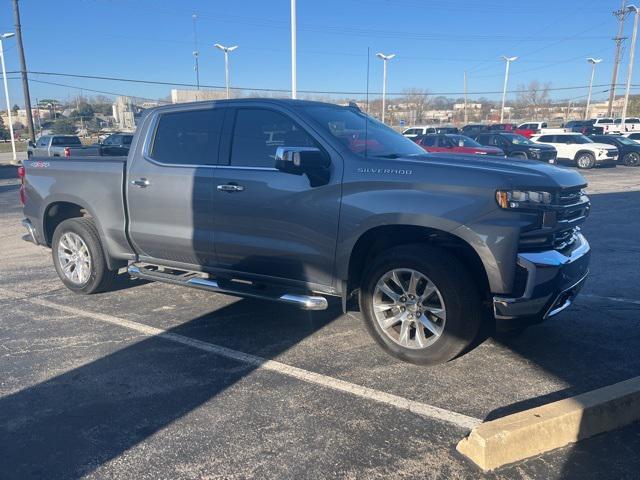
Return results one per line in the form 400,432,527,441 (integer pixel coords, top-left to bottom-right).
530,132,618,169
590,118,621,134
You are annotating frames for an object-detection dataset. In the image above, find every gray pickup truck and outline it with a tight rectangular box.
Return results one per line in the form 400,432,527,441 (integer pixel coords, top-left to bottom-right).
27,135,101,159
20,99,591,365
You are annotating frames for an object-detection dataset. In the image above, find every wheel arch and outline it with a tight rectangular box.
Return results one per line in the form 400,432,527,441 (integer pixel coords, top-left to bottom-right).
42,198,125,270
345,225,490,304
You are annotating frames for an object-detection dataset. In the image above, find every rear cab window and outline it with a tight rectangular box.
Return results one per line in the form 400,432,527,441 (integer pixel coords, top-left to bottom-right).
150,107,225,165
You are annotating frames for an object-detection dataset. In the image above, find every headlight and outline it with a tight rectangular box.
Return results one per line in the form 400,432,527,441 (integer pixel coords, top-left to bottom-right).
598,149,607,157
496,190,552,209
530,149,540,158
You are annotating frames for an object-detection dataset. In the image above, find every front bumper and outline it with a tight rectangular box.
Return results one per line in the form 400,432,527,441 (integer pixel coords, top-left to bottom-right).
493,232,590,323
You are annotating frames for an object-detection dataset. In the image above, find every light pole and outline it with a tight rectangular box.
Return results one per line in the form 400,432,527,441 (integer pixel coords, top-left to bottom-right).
622,5,640,127
0,32,17,164
214,43,238,99
291,0,297,99
376,53,395,124
500,55,517,123
585,57,602,120
192,14,200,92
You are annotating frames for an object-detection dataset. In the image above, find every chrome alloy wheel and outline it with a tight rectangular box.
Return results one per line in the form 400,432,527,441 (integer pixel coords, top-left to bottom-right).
576,154,593,168
57,232,92,285
372,268,446,349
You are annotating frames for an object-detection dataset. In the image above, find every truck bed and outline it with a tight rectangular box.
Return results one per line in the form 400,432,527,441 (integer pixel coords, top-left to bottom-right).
23,156,133,260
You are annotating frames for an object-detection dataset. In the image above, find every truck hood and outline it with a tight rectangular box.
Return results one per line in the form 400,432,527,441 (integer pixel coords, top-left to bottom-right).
398,153,587,190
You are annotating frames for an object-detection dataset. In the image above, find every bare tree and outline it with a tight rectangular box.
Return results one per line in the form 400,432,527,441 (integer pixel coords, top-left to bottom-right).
516,81,551,120
400,88,431,124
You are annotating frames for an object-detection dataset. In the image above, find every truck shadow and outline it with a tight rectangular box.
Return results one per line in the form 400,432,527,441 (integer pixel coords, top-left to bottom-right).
0,296,343,479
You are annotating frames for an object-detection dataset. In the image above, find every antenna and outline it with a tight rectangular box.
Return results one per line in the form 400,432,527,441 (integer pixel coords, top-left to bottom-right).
365,46,370,159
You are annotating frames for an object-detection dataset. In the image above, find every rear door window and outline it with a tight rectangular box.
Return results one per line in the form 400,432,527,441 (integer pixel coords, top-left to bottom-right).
150,107,225,165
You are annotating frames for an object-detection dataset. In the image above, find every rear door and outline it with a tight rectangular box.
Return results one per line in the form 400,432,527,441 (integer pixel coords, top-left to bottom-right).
212,105,342,288
126,105,225,267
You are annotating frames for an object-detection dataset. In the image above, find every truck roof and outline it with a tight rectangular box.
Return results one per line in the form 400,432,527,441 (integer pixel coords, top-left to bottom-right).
146,98,353,114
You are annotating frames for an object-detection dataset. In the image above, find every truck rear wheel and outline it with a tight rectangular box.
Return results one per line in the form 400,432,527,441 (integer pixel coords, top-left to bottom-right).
359,244,482,365
52,218,117,294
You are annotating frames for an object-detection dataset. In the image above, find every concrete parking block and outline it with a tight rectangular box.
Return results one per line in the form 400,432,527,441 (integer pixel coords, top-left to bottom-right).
457,376,640,471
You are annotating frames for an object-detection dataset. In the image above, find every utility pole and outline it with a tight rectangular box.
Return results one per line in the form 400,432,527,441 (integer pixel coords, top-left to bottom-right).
376,53,395,124
11,0,35,143
608,0,629,117
463,70,468,124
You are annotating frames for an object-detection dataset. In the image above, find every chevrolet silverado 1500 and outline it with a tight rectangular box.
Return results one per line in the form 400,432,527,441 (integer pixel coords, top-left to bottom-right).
20,99,591,365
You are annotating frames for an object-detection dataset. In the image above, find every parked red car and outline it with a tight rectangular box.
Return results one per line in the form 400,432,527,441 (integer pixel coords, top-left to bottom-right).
414,134,505,156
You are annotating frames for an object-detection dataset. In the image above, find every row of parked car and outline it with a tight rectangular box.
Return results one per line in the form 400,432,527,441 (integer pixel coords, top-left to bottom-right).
403,118,640,140
404,126,640,169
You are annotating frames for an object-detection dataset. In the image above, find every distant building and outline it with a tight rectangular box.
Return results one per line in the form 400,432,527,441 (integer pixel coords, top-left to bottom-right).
453,103,482,110
170,89,227,104
112,96,136,131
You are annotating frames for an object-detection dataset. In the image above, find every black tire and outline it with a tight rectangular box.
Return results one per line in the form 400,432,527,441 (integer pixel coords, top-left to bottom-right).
51,217,117,294
359,244,483,365
623,151,640,167
575,151,596,169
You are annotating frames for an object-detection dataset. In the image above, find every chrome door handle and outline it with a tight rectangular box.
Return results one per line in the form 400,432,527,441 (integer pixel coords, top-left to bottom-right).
217,184,245,192
131,178,150,188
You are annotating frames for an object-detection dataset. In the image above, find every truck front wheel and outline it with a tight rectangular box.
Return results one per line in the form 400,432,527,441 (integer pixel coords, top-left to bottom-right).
359,244,482,365
52,218,117,294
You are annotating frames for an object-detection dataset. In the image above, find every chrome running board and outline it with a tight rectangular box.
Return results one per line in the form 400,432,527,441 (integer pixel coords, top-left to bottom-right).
128,264,328,311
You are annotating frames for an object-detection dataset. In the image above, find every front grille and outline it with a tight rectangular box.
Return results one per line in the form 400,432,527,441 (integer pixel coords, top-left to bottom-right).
518,187,589,253
557,187,583,205
606,148,618,158
553,227,578,251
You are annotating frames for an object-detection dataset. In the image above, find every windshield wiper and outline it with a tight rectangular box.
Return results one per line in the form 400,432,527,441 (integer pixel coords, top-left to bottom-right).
373,153,403,159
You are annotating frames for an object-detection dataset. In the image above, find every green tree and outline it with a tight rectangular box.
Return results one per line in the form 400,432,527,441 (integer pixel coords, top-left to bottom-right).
51,118,78,135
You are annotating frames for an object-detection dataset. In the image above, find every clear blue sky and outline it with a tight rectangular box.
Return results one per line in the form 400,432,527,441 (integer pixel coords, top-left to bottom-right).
0,0,632,105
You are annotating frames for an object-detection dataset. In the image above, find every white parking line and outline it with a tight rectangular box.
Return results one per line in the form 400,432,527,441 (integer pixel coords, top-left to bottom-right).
21,294,481,430
581,294,640,306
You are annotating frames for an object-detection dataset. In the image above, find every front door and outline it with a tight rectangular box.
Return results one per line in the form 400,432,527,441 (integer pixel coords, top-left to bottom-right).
127,106,225,267
212,106,342,289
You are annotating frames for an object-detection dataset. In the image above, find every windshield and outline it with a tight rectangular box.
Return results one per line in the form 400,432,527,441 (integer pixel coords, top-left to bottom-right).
302,105,425,158
615,136,637,145
445,134,481,147
501,133,533,145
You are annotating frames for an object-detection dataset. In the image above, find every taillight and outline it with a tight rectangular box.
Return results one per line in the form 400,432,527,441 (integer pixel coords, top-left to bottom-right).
64,147,71,158
18,166,25,205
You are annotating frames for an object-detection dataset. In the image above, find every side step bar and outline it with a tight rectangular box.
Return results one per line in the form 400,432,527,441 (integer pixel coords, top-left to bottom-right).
128,264,328,311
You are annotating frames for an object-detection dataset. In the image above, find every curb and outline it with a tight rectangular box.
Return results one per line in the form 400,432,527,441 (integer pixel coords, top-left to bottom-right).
457,376,640,471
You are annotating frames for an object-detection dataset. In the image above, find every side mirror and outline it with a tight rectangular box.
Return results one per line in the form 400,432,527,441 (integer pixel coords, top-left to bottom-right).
28,140,35,148
275,146,329,174
275,146,330,186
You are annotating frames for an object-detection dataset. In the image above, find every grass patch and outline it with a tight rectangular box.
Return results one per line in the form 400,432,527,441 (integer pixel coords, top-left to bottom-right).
0,142,27,153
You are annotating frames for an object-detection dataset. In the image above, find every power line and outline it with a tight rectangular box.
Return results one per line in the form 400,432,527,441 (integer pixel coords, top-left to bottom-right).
18,69,640,97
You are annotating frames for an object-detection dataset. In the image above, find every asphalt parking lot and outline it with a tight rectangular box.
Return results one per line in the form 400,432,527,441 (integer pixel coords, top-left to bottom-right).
1,163,639,479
